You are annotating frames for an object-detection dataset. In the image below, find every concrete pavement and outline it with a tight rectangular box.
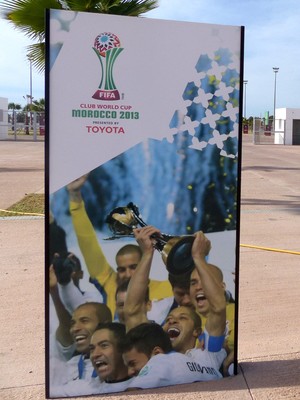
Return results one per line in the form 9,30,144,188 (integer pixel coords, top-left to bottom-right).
0,141,44,210
0,137,299,399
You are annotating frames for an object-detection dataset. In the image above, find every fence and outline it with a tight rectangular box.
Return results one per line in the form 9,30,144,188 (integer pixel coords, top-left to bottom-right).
0,110,45,141
243,118,286,145
253,118,274,144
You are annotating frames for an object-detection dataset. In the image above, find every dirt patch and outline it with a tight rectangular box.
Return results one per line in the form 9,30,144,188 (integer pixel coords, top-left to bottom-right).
0,193,44,217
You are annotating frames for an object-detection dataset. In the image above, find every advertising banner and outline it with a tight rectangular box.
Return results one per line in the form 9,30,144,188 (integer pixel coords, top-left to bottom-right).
46,9,243,398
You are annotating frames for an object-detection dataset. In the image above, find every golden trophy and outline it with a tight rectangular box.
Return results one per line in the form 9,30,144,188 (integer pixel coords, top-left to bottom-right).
105,203,195,275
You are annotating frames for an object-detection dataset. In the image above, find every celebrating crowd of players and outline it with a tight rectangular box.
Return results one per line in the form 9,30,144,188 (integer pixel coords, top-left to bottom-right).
48,175,235,397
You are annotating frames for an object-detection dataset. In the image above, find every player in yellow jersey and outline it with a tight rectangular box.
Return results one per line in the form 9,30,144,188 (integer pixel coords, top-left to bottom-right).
67,175,173,318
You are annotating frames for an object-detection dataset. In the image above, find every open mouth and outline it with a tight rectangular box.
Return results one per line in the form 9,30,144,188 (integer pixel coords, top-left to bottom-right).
167,327,180,340
74,334,87,344
94,359,108,372
196,293,206,302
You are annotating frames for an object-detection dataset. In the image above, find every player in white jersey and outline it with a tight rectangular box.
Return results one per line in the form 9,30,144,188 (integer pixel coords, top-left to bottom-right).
122,322,224,390
127,351,223,390
49,254,105,362
119,227,227,391
49,300,112,388
50,322,133,397
88,322,133,393
123,227,226,343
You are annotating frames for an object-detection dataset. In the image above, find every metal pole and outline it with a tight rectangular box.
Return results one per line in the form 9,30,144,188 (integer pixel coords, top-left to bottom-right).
33,112,37,141
273,67,279,134
243,80,248,119
13,110,17,141
29,59,33,130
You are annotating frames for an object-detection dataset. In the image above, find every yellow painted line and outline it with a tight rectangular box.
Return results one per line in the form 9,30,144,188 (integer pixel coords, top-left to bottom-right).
240,244,300,255
0,209,44,217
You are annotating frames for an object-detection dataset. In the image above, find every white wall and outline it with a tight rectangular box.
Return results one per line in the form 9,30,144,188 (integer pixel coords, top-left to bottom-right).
286,108,300,145
275,108,300,145
0,97,8,139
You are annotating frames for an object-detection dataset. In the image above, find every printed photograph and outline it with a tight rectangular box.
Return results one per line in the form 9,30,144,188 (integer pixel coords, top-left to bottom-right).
47,9,242,398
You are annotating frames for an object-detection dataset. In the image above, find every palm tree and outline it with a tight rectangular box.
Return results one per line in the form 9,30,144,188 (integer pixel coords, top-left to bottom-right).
8,102,22,112
23,99,45,133
30,98,45,112
1,0,158,72
8,102,22,129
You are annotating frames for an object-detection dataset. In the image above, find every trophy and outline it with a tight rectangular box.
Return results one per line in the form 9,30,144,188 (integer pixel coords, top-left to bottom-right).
105,202,195,275
92,32,124,100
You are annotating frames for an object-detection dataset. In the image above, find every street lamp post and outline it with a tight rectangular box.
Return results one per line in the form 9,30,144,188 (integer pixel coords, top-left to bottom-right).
28,57,33,130
243,80,248,119
273,67,279,133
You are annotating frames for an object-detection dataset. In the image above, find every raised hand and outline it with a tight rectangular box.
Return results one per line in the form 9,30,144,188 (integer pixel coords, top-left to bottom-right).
191,231,212,262
67,174,89,202
133,226,161,255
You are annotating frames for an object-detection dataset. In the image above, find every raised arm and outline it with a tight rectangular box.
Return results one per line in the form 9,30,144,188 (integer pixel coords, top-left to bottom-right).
67,175,111,279
191,231,226,337
67,176,116,313
49,265,73,347
124,226,160,332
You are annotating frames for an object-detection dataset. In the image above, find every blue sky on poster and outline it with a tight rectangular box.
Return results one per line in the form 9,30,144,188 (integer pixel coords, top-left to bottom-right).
0,0,299,117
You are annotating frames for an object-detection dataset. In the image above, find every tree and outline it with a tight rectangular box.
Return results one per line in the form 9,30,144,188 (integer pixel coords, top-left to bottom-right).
8,102,22,128
1,0,158,72
8,102,22,112
24,99,45,113
22,98,45,133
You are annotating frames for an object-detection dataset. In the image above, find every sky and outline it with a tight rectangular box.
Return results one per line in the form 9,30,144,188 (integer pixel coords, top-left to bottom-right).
0,0,299,117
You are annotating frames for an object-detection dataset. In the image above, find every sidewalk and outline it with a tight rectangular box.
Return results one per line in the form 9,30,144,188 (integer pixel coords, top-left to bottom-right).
0,137,299,400
5,132,45,143
0,141,44,210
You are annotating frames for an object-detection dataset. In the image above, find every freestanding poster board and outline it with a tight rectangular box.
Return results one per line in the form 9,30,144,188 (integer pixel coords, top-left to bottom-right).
46,9,243,398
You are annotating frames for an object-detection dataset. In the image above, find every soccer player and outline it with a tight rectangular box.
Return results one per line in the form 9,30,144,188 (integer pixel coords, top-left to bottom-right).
50,322,133,396
67,175,173,317
49,266,112,388
121,322,224,390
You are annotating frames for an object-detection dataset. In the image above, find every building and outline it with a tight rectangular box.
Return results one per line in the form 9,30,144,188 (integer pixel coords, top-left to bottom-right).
275,108,300,145
0,97,8,140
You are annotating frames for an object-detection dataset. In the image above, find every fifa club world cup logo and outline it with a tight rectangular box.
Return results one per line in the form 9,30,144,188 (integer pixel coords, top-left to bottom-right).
92,32,124,100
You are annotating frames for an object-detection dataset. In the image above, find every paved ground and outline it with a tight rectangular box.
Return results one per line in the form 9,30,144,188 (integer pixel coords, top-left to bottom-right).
0,136,299,400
